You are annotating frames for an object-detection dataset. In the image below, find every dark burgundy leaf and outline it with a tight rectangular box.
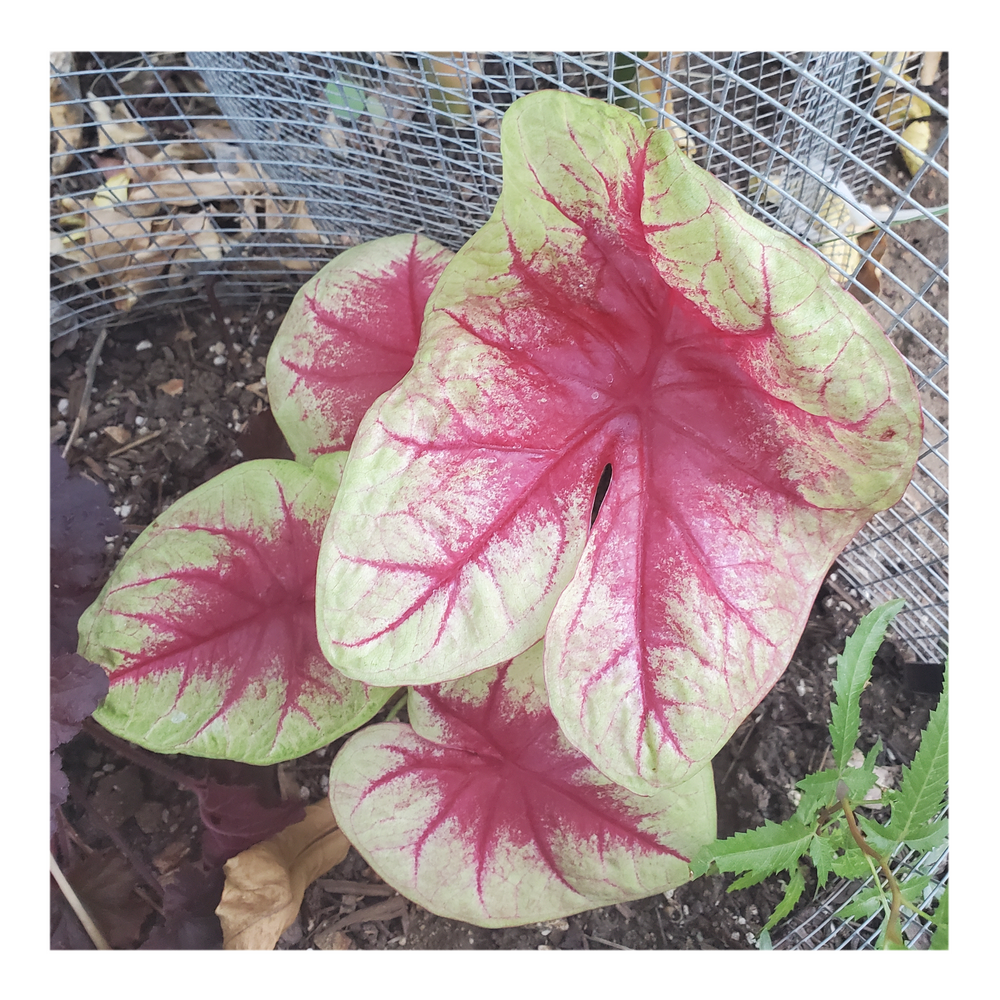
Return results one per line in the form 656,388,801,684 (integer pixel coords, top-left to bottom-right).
191,777,306,868
142,862,225,950
51,652,109,751
50,445,121,654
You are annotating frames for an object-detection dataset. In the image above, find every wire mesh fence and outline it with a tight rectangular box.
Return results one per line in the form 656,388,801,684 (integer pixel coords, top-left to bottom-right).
49,51,949,949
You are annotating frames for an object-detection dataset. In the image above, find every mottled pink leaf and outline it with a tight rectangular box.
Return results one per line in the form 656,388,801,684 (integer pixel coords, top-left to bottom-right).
329,643,715,927
317,91,923,793
266,233,454,464
78,455,395,764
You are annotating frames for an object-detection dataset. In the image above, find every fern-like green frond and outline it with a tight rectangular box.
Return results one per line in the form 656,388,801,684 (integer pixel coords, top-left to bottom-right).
829,600,905,771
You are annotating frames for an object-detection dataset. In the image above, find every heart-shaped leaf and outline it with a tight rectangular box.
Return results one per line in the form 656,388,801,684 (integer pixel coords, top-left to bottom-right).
329,643,715,927
78,455,395,763
266,233,453,465
317,91,922,793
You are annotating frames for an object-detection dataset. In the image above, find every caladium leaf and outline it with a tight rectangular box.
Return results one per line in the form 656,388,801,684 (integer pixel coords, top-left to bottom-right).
329,643,715,928
266,233,454,465
317,91,922,794
78,455,395,764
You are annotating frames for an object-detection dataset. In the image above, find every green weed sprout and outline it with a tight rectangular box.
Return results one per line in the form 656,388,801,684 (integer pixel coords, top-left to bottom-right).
691,600,948,950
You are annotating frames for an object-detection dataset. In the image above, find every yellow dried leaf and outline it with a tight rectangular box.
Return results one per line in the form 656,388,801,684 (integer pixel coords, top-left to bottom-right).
900,119,931,175
216,799,351,951
92,171,131,209
874,89,914,131
157,379,184,396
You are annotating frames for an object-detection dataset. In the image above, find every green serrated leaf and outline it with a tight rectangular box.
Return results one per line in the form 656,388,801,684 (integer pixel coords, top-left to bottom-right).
900,819,949,852
884,666,948,847
856,814,899,857
729,868,773,892
796,768,841,800
835,883,886,921
929,887,948,950
831,847,876,880
829,600,905,771
690,818,814,883
798,765,878,811
897,874,932,911
763,864,807,932
809,833,836,890
863,739,883,771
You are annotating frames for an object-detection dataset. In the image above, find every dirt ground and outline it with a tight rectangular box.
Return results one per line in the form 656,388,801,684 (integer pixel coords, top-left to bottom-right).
49,63,948,952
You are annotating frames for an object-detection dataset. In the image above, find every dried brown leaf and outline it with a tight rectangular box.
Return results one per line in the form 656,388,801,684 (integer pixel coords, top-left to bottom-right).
157,379,185,396
88,96,151,148
216,799,350,950
314,926,355,950
50,81,83,175
849,230,890,304
102,425,131,446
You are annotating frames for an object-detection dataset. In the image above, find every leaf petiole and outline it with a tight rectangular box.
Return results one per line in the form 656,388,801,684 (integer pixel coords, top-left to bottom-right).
839,784,905,947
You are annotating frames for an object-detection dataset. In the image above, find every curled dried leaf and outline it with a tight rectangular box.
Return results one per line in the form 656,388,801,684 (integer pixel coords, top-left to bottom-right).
216,799,350,950
88,96,152,148
50,83,83,175
849,230,890,304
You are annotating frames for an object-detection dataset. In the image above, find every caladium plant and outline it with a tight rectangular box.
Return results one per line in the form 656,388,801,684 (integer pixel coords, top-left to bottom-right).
330,642,715,927
316,90,923,794
76,89,923,931
78,234,451,764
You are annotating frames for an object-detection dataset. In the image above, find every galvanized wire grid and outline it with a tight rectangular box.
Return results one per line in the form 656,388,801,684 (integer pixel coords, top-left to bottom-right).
49,52,948,949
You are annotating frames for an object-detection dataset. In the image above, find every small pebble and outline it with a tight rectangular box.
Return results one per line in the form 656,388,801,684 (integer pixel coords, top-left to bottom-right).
57,398,69,415
135,340,153,351
213,355,226,366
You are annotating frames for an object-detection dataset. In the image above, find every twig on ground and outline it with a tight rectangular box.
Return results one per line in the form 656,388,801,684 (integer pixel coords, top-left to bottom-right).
584,932,634,951
62,326,108,458
107,427,164,457
317,879,398,897
326,896,409,933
